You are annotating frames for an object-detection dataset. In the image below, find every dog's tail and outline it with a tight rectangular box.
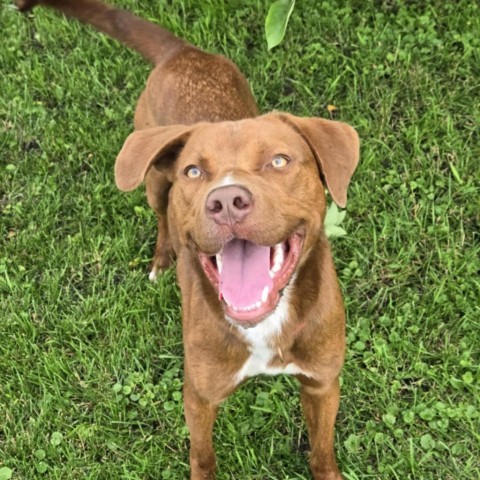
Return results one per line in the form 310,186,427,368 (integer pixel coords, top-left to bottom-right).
16,0,188,66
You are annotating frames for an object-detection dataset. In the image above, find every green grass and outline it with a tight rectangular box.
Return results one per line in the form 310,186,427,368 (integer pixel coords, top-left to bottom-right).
1,0,479,478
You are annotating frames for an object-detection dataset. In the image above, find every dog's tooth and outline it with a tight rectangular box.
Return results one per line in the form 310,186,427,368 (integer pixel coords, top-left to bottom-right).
261,286,269,303
273,245,285,266
276,250,284,264
230,301,264,313
216,254,223,273
271,262,282,273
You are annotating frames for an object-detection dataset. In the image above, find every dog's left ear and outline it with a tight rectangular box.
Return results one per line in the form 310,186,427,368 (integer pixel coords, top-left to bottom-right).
274,113,360,208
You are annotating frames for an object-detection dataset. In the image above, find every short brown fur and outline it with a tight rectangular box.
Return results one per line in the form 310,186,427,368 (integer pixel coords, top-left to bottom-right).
16,1,360,479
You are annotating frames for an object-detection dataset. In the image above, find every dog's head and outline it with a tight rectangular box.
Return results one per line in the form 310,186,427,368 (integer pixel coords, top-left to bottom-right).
115,113,359,327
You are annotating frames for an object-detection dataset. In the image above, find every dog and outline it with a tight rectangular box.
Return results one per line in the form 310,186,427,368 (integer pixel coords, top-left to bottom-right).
16,1,359,478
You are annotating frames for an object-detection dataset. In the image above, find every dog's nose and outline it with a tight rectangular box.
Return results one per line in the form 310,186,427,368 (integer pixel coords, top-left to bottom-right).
205,185,253,225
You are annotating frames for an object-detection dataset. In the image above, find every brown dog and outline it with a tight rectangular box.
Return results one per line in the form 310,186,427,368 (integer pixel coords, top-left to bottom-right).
16,1,359,478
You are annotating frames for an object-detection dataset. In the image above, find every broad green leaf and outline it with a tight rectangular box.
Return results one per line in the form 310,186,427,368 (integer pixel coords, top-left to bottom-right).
50,431,64,447
34,449,46,460
265,0,296,50
0,468,13,480
324,203,347,238
36,463,48,474
420,433,436,450
343,434,361,453
325,225,347,238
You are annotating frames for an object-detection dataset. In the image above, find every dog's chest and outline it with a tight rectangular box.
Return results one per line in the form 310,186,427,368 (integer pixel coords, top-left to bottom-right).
233,300,311,385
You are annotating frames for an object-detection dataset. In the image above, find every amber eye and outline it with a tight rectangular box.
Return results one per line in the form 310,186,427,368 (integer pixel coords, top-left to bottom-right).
185,165,203,179
271,154,290,169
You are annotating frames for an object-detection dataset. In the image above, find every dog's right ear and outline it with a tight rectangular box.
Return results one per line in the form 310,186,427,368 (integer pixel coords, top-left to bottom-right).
115,125,194,191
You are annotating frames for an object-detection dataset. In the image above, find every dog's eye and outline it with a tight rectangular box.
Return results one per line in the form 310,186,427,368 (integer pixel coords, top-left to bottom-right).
185,165,203,179
271,155,290,169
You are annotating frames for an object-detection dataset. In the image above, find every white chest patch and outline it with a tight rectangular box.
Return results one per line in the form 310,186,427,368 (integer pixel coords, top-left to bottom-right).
233,291,312,385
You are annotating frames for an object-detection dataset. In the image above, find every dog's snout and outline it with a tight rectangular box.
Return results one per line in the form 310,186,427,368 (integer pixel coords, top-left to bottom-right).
206,185,252,225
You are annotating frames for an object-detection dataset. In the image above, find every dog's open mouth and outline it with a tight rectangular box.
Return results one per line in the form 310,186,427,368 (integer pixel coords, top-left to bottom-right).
198,230,304,326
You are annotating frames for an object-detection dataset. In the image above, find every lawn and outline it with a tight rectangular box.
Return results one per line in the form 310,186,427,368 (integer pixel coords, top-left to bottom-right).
1,0,479,478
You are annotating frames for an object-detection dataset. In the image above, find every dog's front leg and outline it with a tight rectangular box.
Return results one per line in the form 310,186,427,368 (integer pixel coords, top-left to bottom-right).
145,169,175,280
184,377,218,479
299,377,343,480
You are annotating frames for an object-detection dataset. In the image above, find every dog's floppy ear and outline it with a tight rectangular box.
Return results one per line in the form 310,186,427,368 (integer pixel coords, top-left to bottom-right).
115,125,194,191
274,113,359,208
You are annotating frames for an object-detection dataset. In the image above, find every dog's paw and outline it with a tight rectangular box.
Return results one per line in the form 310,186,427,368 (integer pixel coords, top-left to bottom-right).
313,471,343,480
148,257,173,282
148,267,160,282
15,0,40,12
149,248,175,282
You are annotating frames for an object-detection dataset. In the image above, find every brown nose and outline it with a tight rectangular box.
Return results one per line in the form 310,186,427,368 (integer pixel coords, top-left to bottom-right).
205,185,253,225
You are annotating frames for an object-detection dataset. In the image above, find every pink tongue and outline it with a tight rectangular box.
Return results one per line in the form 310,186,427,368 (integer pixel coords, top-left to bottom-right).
220,239,273,308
